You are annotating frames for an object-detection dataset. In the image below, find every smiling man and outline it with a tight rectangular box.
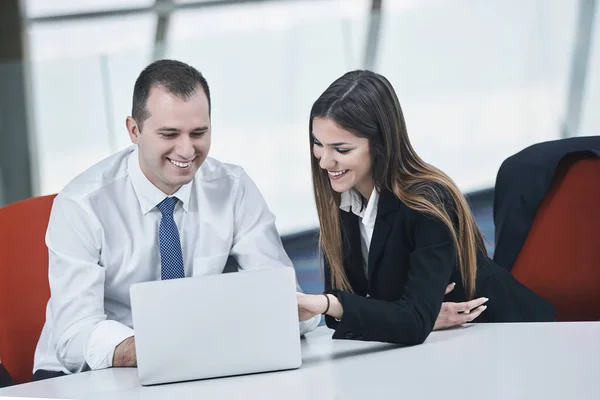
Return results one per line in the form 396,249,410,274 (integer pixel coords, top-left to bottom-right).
32,60,319,381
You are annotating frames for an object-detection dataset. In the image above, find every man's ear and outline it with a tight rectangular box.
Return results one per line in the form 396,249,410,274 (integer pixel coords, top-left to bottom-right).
126,116,140,144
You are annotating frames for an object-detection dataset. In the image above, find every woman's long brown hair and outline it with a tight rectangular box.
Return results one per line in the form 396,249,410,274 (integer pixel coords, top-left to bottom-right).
310,70,485,299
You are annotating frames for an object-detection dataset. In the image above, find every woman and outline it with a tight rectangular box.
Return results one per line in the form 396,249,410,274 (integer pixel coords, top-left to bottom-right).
297,70,555,345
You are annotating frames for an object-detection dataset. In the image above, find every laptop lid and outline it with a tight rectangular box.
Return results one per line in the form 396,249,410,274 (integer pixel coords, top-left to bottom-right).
130,267,302,385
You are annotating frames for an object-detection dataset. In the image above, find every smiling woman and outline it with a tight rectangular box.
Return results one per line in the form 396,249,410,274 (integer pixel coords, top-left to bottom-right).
312,118,373,201
296,70,555,345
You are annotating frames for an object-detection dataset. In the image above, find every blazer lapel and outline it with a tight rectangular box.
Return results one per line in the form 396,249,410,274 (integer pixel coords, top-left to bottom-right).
367,191,401,283
340,210,369,295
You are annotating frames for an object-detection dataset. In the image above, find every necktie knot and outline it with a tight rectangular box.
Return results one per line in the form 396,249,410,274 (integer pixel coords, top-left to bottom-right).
157,197,178,216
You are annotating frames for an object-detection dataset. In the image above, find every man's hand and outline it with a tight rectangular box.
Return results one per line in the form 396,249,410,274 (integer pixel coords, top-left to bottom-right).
433,283,488,331
113,336,137,367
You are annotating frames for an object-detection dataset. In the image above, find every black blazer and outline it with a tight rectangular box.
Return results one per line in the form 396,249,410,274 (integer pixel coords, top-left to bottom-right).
324,190,555,345
0,364,12,388
493,136,600,270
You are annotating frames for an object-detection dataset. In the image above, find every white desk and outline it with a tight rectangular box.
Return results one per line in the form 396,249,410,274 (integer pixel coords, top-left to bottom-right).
1,322,599,400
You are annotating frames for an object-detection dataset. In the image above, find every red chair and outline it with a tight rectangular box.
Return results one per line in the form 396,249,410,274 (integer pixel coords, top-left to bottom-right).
511,157,600,321
0,194,56,384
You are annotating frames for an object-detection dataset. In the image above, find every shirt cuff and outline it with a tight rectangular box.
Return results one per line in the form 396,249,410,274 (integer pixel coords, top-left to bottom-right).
85,320,135,370
299,314,321,335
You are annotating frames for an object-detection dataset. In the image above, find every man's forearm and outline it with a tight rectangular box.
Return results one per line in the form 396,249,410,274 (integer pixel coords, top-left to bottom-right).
113,336,137,367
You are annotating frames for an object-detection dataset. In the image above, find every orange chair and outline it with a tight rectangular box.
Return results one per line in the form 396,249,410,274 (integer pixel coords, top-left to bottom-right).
0,194,56,384
511,157,600,321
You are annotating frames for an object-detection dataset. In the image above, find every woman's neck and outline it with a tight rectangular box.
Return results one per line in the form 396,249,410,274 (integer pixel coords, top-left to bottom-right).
355,180,375,201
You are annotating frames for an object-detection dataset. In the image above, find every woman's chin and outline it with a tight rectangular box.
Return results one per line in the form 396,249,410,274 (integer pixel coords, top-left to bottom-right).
329,181,352,193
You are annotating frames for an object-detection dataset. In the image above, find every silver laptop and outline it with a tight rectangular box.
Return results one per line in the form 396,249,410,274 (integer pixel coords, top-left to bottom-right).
130,267,302,385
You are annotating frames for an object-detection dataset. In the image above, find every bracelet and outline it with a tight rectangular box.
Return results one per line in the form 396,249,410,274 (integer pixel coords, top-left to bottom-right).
322,294,330,315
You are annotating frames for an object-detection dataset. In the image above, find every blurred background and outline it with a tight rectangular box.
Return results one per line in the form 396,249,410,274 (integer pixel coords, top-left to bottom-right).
0,0,598,293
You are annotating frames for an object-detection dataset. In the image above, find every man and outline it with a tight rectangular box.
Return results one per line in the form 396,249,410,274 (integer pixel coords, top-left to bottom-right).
32,59,319,380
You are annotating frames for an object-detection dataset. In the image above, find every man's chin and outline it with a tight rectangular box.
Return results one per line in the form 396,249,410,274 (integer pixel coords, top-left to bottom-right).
172,176,194,187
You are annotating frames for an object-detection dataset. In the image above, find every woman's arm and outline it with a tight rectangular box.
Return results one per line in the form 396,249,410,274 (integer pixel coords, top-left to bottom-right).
327,210,460,345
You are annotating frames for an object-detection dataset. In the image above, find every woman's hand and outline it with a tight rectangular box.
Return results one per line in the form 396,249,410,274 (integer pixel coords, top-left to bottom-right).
297,284,487,329
297,293,344,321
433,283,488,330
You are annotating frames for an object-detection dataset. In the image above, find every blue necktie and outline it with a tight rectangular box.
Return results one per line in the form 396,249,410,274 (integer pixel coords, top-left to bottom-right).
157,197,185,280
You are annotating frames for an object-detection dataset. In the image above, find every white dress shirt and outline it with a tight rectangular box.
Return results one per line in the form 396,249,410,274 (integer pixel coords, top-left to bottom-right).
34,145,319,374
339,188,380,276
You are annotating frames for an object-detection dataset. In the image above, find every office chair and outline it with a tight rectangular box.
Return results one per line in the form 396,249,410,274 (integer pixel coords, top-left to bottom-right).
509,156,600,321
0,194,56,384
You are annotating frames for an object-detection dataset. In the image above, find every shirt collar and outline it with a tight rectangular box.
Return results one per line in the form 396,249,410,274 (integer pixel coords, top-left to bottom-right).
340,187,379,226
127,147,193,215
